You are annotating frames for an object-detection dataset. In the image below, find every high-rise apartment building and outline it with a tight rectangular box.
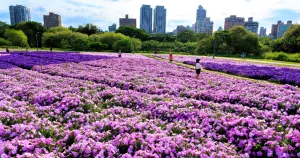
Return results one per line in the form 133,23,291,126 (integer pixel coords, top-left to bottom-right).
119,14,136,28
245,17,259,34
196,5,206,21
9,5,31,25
224,15,245,30
195,5,213,35
259,27,267,37
271,21,282,39
277,21,292,38
140,5,152,34
154,6,166,34
43,12,61,29
109,24,116,32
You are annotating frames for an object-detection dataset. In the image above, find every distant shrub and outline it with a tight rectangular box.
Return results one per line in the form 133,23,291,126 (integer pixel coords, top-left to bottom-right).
263,52,300,62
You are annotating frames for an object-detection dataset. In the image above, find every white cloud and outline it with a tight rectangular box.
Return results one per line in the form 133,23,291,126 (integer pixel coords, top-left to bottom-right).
0,0,299,33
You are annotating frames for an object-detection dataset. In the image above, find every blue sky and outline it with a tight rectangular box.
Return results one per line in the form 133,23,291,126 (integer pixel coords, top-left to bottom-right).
0,0,299,33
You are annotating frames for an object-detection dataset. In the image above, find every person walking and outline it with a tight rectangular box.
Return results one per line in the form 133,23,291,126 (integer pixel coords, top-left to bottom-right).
5,47,9,53
50,47,53,52
241,52,246,60
118,50,122,58
169,52,173,63
155,48,158,54
195,58,202,79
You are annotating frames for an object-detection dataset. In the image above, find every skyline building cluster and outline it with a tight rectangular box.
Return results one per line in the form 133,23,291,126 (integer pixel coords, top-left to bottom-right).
7,4,295,38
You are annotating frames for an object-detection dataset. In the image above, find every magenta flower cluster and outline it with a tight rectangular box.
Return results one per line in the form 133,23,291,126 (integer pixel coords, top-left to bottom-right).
0,52,299,157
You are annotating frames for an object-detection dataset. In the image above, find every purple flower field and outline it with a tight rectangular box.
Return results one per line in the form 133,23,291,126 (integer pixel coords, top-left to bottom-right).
0,52,300,157
153,54,300,86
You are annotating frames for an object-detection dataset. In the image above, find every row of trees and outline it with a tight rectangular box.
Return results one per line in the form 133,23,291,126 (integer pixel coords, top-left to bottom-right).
0,20,299,55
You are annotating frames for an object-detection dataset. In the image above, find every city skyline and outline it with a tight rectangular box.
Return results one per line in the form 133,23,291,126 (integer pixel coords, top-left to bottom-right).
0,0,299,33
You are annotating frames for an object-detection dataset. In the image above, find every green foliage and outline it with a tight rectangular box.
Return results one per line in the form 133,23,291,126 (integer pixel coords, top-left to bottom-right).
12,21,46,47
0,37,11,46
0,21,10,38
148,34,177,42
177,30,197,43
89,42,108,51
281,24,300,53
141,40,197,53
4,29,28,47
112,38,133,53
42,26,88,49
132,38,142,52
263,52,300,62
72,38,90,51
195,26,261,56
116,26,149,41
77,24,99,35
88,32,129,50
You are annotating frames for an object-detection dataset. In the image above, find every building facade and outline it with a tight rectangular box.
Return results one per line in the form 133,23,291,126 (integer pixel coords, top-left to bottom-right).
245,17,259,34
277,21,292,38
119,14,136,28
154,6,166,34
195,5,213,35
176,25,186,34
140,5,152,34
9,5,31,25
259,27,267,37
224,15,245,30
218,26,223,31
271,21,282,39
43,12,61,28
109,24,116,32
196,18,213,35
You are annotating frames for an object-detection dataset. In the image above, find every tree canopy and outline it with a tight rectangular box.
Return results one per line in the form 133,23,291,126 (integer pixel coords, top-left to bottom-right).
4,29,28,47
116,26,149,41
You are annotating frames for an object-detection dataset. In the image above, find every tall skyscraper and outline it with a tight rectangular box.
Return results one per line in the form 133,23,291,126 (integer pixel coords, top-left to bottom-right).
277,21,292,38
196,5,206,21
271,21,282,39
140,5,152,34
195,5,213,35
109,24,116,32
245,17,259,34
259,27,267,37
218,26,224,31
43,12,61,29
224,15,245,30
9,5,31,25
154,6,166,34
119,14,136,28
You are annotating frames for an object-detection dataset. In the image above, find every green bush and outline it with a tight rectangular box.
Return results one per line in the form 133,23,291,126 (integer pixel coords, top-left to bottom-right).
113,38,133,53
263,52,300,62
141,40,196,53
4,29,29,47
0,37,11,46
42,27,88,49
72,38,90,51
89,42,108,51
88,33,128,50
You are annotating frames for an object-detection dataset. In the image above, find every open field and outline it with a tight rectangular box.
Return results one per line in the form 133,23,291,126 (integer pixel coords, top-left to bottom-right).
0,51,299,157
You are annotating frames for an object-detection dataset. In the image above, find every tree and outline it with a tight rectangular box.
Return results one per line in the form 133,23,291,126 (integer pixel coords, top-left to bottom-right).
4,29,28,47
116,26,149,41
77,24,99,35
281,24,300,53
196,33,208,41
12,21,46,48
149,34,177,42
88,32,129,50
42,26,88,49
113,38,133,53
177,30,197,43
72,38,90,51
0,21,10,38
0,37,11,46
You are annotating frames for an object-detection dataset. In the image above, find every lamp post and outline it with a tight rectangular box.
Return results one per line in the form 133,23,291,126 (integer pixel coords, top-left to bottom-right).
131,35,136,54
36,32,40,52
